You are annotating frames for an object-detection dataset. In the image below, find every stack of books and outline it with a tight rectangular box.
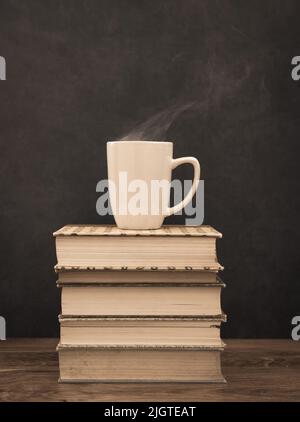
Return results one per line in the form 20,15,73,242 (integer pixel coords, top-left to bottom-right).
54,225,225,382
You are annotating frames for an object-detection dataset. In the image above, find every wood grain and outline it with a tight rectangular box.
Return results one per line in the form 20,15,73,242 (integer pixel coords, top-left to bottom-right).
0,339,299,401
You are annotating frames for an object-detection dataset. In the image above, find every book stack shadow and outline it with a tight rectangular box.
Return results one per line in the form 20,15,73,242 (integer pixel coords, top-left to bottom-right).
54,225,226,382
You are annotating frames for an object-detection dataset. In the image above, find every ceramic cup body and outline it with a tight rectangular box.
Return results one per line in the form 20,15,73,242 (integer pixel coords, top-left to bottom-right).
107,141,200,230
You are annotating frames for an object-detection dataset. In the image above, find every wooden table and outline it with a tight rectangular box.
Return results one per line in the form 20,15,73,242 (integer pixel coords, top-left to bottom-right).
0,339,299,401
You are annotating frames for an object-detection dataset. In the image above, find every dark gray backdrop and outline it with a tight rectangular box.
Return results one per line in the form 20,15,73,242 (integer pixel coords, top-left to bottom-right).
0,0,299,337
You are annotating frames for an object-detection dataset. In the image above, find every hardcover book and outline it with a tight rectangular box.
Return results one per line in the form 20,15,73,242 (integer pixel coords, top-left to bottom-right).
54,225,223,270
60,281,224,317
59,316,226,347
58,345,225,383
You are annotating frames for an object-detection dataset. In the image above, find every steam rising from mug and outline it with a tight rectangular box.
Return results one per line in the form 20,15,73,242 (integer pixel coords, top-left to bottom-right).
118,102,197,142
117,56,268,143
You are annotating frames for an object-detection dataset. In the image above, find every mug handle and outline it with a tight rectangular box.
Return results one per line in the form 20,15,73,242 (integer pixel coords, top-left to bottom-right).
164,157,201,216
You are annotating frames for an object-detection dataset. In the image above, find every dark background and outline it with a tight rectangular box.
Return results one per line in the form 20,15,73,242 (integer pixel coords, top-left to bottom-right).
0,0,299,337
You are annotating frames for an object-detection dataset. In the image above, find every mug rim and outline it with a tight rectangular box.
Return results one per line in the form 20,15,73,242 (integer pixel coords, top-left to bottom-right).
107,140,173,145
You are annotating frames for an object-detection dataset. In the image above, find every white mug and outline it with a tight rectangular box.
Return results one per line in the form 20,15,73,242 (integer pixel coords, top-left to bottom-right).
107,141,200,230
